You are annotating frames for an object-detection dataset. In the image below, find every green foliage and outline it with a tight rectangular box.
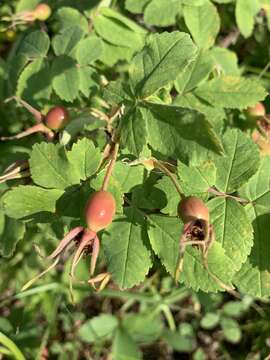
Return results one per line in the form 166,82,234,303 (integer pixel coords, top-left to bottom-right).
1,0,270,358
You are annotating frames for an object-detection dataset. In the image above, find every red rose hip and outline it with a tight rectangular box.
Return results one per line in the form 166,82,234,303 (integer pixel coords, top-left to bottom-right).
85,191,116,232
45,106,69,130
178,196,209,223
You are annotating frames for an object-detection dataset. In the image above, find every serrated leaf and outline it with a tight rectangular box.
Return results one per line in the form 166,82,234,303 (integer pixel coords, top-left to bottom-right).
177,160,216,195
130,31,196,98
112,328,142,360
238,156,270,209
99,39,134,66
55,7,88,33
68,138,101,181
103,207,151,289
103,80,134,106
195,76,267,109
173,92,225,133
175,50,214,94
19,30,50,59
93,10,144,50
144,0,181,27
208,197,253,271
16,58,52,105
0,212,25,258
120,107,148,156
52,26,84,57
214,129,260,193
144,102,223,165
79,314,118,343
183,1,220,49
233,203,270,298
52,56,80,102
112,162,145,193
29,142,80,190
125,0,150,13
148,215,236,292
155,176,179,215
76,36,103,66
78,67,99,97
2,186,64,219
210,47,240,76
236,0,261,38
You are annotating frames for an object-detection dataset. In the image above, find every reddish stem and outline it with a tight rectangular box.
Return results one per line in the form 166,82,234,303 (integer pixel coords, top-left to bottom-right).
5,96,43,123
101,142,119,191
90,235,100,276
0,123,53,141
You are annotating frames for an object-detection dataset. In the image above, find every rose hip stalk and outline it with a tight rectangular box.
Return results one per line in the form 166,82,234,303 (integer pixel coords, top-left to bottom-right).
5,3,51,28
1,97,69,141
21,190,116,293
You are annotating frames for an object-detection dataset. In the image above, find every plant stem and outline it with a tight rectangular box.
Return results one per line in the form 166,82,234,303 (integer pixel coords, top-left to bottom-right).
208,187,249,204
154,159,184,198
101,142,119,191
5,96,43,123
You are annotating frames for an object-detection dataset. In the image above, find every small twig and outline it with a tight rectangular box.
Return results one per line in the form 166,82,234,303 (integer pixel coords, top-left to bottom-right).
219,28,240,48
208,187,249,204
4,96,43,123
101,142,119,191
153,159,184,198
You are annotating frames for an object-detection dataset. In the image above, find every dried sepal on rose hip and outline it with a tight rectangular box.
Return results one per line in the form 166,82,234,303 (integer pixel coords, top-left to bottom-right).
175,196,215,281
0,160,30,184
21,190,116,292
10,3,51,26
1,103,70,141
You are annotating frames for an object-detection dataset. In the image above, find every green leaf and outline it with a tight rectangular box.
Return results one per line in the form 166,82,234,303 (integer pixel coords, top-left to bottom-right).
112,328,142,360
144,0,181,27
120,107,148,156
29,142,80,190
238,156,270,209
111,162,145,193
200,313,220,329
195,76,267,109
103,80,134,106
177,160,216,195
122,313,163,343
55,7,88,33
93,9,144,50
2,186,64,219
144,102,223,165
68,138,101,181
129,31,196,98
208,197,253,271
103,207,152,289
182,0,208,4
78,314,118,343
99,40,134,66
52,26,84,57
78,67,99,97
125,0,151,13
52,56,80,102
16,58,52,105
148,215,237,292
236,0,261,38
210,47,240,76
183,1,220,49
220,317,242,343
155,176,179,215
234,204,270,298
175,50,214,94
0,212,25,258
163,329,196,353
0,332,26,360
76,36,103,66
214,129,260,193
19,30,50,59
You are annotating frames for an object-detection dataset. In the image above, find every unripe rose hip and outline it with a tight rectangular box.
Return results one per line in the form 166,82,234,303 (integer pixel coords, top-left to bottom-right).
34,3,51,21
44,106,69,131
247,102,266,118
85,191,116,232
178,196,209,223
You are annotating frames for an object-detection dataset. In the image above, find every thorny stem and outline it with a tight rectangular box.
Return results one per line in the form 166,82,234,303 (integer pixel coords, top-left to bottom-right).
153,159,184,198
101,142,119,191
208,187,249,204
5,96,43,123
